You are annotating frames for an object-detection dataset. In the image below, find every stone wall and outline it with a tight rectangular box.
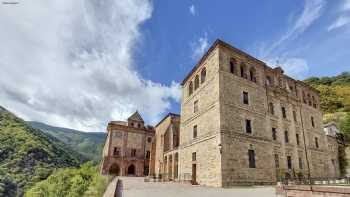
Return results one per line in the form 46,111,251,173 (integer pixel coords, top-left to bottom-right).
179,135,222,186
153,114,180,176
276,185,350,197
100,122,154,177
176,39,340,187
179,47,222,186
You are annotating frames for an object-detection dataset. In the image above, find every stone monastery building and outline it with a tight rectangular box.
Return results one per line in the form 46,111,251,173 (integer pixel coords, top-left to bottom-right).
100,111,154,177
102,39,340,187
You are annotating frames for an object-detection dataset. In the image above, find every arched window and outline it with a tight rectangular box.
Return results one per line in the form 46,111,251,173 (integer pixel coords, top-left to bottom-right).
240,63,247,79
266,76,272,86
249,67,257,82
230,58,236,74
194,75,200,90
290,84,294,92
109,164,120,176
302,91,306,104
127,164,135,175
307,94,312,106
188,81,193,96
201,68,206,84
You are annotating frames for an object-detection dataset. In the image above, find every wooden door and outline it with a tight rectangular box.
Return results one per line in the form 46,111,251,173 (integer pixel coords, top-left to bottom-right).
192,164,197,185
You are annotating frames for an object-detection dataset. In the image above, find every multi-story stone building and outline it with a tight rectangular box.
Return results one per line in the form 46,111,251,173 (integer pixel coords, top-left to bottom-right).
177,39,340,187
100,111,154,176
102,39,341,187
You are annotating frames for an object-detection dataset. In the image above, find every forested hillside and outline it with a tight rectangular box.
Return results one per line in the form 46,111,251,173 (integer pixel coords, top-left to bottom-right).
25,163,110,197
0,106,85,197
304,72,350,139
28,121,106,163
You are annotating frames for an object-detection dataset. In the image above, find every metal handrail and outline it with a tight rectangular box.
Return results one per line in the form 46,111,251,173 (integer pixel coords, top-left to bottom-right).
279,176,350,186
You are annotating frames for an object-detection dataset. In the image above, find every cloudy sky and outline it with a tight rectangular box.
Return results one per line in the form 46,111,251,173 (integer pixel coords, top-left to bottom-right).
0,0,349,132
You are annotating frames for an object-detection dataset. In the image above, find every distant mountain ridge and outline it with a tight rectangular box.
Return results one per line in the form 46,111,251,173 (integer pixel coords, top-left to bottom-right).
0,106,84,197
28,121,106,163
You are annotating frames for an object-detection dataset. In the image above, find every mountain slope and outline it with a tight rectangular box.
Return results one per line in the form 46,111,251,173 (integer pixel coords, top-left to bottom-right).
0,106,85,197
28,121,106,162
304,72,350,138
304,71,350,113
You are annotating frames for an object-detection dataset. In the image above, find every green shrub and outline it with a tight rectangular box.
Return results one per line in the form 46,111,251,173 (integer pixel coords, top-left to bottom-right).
25,163,109,197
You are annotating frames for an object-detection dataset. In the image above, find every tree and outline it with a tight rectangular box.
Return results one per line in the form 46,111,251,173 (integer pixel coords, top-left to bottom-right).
316,85,344,113
340,113,350,142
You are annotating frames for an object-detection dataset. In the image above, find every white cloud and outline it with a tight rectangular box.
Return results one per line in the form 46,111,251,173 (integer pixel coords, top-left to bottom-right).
254,0,322,79
0,0,180,132
261,0,325,58
328,0,350,31
328,16,350,31
191,33,209,60
265,58,309,80
189,4,196,16
343,0,350,10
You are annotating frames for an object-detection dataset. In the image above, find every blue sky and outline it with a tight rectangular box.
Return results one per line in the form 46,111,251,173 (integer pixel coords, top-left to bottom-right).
136,0,350,114
0,0,349,132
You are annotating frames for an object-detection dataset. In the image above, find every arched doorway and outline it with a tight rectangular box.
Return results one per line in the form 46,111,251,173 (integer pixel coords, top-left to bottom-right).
109,164,120,176
127,164,135,175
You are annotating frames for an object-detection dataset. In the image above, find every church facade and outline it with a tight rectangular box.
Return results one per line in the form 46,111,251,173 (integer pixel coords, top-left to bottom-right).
100,111,154,176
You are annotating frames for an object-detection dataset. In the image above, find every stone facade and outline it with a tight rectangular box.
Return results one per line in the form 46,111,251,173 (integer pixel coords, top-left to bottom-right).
150,113,180,180
324,122,339,137
103,39,341,186
101,111,154,176
326,135,340,177
177,39,340,187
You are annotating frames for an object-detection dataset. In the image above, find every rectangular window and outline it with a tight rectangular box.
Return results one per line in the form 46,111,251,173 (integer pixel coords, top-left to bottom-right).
299,157,303,169
131,149,136,157
194,100,199,113
243,91,249,105
284,130,289,143
272,128,277,140
113,147,120,156
287,156,292,169
269,103,275,115
274,154,279,168
146,151,150,159
193,125,198,138
296,134,300,145
315,137,319,148
245,119,252,134
248,150,256,168
293,111,297,122
192,152,196,161
311,116,315,128
282,107,287,119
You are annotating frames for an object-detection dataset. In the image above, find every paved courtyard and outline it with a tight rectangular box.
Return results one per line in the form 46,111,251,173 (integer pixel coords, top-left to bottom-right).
116,177,276,197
